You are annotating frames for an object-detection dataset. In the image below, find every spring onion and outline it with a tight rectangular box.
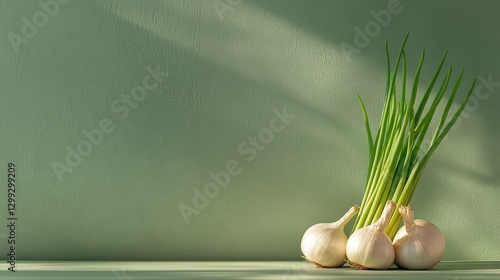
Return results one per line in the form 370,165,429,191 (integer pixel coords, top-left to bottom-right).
352,33,477,239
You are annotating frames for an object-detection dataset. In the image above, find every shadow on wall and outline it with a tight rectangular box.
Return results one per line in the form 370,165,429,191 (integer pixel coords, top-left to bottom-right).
85,0,365,261
91,0,500,261
7,0,498,261
11,0,364,261
253,0,500,261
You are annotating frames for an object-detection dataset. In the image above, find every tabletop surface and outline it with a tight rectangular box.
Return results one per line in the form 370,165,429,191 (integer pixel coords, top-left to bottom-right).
1,261,499,279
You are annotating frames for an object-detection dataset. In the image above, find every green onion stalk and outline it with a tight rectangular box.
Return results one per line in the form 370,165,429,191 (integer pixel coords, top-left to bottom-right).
352,34,476,239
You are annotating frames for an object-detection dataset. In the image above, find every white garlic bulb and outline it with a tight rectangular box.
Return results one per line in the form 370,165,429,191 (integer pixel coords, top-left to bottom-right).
301,205,359,268
346,200,396,269
393,205,445,269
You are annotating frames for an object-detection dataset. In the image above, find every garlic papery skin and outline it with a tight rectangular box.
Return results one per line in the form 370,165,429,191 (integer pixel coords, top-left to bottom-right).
346,200,396,269
392,205,445,270
301,205,359,268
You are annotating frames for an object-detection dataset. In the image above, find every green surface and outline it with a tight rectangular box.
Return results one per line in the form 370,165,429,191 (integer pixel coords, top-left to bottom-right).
0,0,499,261
0,261,499,279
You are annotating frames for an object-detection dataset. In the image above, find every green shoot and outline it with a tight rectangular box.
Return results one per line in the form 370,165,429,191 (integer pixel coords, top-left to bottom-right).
352,34,476,239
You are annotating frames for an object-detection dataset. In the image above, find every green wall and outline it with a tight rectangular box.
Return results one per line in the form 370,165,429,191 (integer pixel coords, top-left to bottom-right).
0,0,499,261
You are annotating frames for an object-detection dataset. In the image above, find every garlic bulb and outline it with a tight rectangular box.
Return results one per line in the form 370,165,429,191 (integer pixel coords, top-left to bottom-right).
346,200,396,269
393,205,445,270
301,205,359,268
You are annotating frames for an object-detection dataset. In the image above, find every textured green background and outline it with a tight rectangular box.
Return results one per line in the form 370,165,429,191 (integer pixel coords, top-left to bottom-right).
0,0,498,261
